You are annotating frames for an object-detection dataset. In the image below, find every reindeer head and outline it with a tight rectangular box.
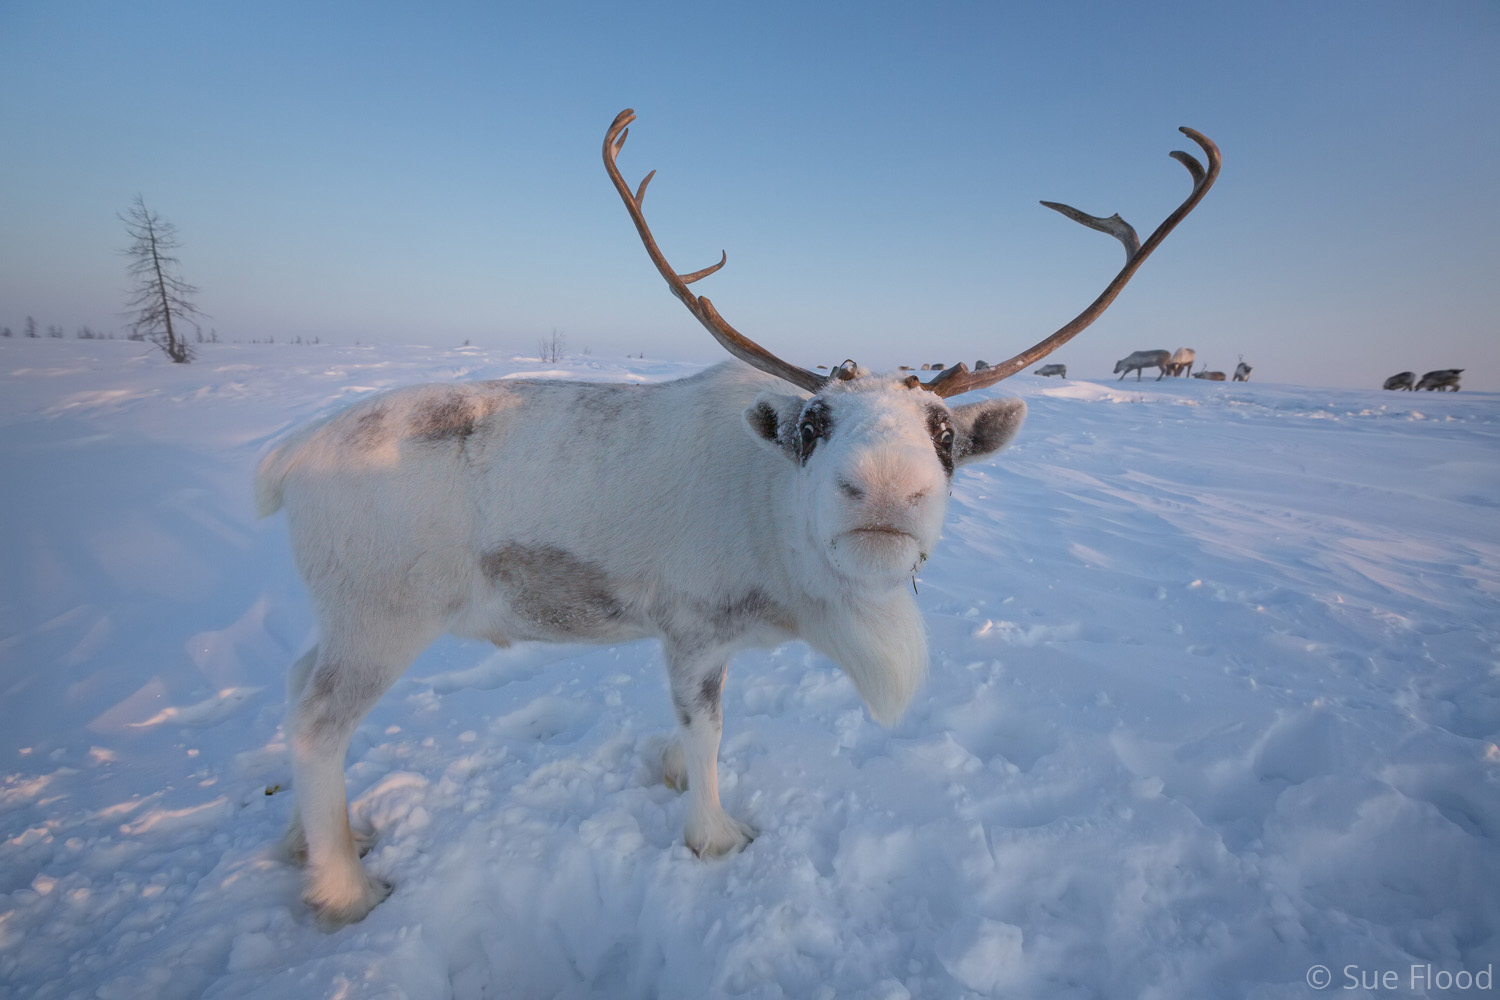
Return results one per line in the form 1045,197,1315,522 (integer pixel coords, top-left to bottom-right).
743,368,1025,587
602,108,1217,585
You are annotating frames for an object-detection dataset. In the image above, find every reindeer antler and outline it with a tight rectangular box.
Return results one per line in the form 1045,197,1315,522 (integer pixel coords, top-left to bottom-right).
923,128,1221,398
604,109,829,394
604,110,1220,399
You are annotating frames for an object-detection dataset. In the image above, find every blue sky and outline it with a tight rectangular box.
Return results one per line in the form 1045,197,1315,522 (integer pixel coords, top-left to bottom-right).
3,0,1497,389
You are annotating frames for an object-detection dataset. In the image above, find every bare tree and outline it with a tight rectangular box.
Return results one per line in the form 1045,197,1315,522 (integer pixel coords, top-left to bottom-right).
120,196,204,363
537,327,566,363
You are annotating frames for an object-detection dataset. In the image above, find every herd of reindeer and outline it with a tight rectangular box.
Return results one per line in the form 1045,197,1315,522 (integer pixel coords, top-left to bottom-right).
881,348,1250,382
886,349,1463,390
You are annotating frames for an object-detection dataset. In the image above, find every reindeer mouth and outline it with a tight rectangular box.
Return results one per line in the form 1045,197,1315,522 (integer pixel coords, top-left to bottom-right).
845,524,913,540
831,525,923,579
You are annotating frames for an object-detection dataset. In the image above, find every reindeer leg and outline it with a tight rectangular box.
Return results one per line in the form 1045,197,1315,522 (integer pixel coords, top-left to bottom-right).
286,620,437,929
663,644,755,858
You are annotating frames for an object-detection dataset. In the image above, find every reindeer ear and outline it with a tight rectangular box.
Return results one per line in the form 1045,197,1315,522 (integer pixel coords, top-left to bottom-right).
743,391,805,458
950,396,1026,466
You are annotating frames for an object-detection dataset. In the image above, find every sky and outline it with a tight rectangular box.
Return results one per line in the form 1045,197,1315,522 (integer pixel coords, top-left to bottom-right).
2,0,1497,390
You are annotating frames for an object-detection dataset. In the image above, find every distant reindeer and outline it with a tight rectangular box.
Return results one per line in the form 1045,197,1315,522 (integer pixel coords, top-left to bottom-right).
1191,368,1226,381
1233,357,1251,381
1383,371,1416,390
256,108,1219,928
1034,363,1066,378
1166,347,1195,377
1114,349,1171,380
1416,368,1462,391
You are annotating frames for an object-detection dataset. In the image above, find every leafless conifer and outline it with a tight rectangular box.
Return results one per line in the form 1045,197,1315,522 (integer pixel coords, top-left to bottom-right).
120,196,205,363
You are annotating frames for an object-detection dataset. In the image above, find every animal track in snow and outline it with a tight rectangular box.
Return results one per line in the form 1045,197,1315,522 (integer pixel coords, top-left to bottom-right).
491,696,599,745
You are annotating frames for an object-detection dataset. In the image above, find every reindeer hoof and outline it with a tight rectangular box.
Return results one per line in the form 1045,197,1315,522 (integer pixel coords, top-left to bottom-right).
686,811,756,858
307,875,393,932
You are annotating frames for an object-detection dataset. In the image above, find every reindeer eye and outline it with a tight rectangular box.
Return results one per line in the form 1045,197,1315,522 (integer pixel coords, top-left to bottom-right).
937,425,955,449
794,401,832,462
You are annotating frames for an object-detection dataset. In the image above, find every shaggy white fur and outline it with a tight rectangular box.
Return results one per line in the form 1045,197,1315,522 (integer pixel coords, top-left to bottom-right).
257,359,1025,927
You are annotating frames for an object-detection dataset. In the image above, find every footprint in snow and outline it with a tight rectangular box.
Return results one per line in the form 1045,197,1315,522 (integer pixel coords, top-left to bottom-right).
491,696,598,745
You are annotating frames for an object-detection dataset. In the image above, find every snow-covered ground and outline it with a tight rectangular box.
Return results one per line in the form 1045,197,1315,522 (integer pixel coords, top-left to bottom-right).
2,338,1497,999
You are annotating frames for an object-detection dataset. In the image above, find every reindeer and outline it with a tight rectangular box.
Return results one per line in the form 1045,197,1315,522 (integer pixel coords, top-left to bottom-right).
1166,347,1195,377
1191,367,1227,381
1383,371,1416,390
1034,363,1066,378
257,109,1219,928
1416,368,1462,391
1233,358,1251,381
1114,349,1172,380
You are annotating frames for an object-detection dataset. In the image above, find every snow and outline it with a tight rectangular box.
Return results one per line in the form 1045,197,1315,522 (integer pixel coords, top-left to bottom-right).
2,338,1497,999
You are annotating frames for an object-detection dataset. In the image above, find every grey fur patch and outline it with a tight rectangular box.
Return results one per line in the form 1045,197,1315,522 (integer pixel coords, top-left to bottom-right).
697,669,723,714
669,665,727,731
570,383,633,420
706,589,789,638
346,406,390,450
299,659,394,747
412,392,477,442
481,544,627,638
659,589,793,661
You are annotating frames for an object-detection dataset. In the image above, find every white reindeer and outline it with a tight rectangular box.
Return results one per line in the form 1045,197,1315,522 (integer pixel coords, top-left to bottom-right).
1166,347,1195,377
257,109,1219,928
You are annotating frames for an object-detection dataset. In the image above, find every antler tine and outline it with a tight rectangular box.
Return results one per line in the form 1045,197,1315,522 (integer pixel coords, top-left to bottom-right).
1039,203,1141,261
604,109,828,394
679,251,727,286
925,126,1221,398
